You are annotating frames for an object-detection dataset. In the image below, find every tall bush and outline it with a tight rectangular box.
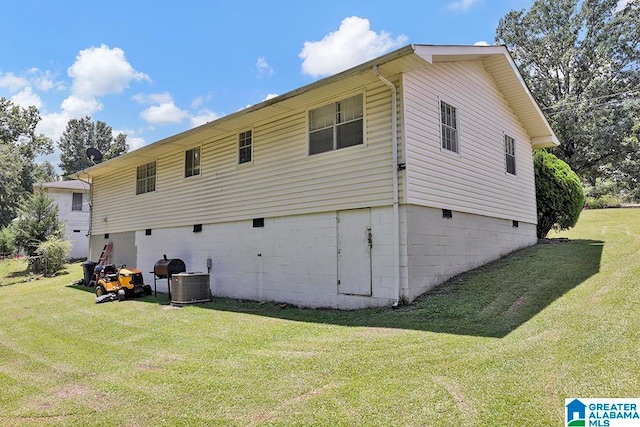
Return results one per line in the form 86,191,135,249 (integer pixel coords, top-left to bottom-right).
35,237,71,275
534,150,584,238
0,226,16,257
12,186,65,256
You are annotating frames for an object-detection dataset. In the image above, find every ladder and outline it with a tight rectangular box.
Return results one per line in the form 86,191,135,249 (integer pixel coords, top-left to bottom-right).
89,244,112,286
97,243,112,266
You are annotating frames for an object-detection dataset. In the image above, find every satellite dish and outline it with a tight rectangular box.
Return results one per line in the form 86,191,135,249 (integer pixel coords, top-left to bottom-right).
86,147,103,164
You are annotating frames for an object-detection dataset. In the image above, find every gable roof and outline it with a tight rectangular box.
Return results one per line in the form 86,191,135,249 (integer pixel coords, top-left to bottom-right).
77,44,558,179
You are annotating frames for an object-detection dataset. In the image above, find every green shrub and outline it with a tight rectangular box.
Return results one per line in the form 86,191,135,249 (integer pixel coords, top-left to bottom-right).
0,226,16,258
534,150,584,239
584,195,622,209
35,237,71,275
12,187,64,256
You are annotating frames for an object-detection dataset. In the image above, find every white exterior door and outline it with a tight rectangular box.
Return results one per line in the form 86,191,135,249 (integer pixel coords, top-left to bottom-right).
337,208,372,296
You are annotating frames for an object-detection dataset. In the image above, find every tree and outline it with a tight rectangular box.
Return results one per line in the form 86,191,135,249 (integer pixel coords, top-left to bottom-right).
0,226,16,257
11,187,65,256
0,98,54,227
0,144,24,227
0,98,53,160
534,150,584,238
495,0,640,185
33,161,60,184
58,116,129,177
616,120,640,199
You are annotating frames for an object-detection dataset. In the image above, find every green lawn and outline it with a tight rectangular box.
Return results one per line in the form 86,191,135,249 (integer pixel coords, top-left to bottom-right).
1,208,639,426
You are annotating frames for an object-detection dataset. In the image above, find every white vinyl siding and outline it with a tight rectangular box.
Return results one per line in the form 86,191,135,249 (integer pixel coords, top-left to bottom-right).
90,80,397,234
403,61,537,223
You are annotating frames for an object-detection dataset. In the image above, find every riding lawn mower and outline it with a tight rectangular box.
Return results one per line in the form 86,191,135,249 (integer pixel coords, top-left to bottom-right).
94,264,152,301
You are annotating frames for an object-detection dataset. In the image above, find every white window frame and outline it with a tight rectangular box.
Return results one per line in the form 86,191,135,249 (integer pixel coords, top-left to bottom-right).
308,93,364,156
439,99,460,154
238,130,253,165
185,146,201,178
504,134,516,175
136,161,157,195
71,192,83,211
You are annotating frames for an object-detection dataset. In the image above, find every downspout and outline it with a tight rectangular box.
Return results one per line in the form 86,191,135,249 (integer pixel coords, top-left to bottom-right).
372,64,401,306
75,173,94,258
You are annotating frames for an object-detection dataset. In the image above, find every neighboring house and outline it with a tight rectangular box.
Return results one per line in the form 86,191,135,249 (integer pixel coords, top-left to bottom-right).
77,44,558,309
39,180,90,260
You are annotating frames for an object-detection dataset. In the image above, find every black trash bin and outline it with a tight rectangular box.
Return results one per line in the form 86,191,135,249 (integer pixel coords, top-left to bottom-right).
81,261,98,286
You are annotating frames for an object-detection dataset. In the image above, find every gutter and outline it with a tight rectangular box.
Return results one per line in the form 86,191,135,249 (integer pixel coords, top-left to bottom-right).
372,64,402,306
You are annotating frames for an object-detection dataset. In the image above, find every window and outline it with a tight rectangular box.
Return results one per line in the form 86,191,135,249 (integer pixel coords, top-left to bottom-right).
72,192,83,211
185,147,200,177
136,161,156,195
309,94,363,155
238,130,252,164
440,101,459,153
505,135,516,175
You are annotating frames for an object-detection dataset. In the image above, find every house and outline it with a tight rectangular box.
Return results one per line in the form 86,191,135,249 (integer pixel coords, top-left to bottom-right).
77,44,558,309
39,180,90,260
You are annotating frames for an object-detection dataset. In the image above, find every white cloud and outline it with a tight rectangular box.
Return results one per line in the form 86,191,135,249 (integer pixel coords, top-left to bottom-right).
132,91,174,104
68,44,150,98
256,57,274,78
27,68,64,92
190,109,220,127
474,40,490,46
616,0,631,12
0,72,29,92
128,136,147,150
11,87,42,109
60,95,102,117
113,128,147,150
32,44,150,144
446,0,480,11
35,112,70,142
299,16,408,78
140,102,189,125
263,93,278,101
190,94,212,109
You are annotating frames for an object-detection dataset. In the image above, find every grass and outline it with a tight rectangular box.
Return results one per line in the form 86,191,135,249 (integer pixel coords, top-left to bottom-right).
1,208,639,426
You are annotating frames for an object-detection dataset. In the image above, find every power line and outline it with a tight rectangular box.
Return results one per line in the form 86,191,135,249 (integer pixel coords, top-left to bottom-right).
544,97,640,116
541,88,640,113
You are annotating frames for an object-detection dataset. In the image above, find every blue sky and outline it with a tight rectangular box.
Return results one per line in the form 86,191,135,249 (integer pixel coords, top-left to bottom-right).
0,0,535,167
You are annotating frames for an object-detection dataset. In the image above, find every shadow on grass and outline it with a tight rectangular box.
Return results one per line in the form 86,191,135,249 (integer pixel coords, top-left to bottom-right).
68,239,604,338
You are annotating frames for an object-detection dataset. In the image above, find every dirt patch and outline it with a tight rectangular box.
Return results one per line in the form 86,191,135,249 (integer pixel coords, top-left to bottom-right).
53,384,92,399
291,383,337,403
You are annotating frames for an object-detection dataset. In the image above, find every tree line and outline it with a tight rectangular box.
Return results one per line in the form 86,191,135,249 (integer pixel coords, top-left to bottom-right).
0,103,128,229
